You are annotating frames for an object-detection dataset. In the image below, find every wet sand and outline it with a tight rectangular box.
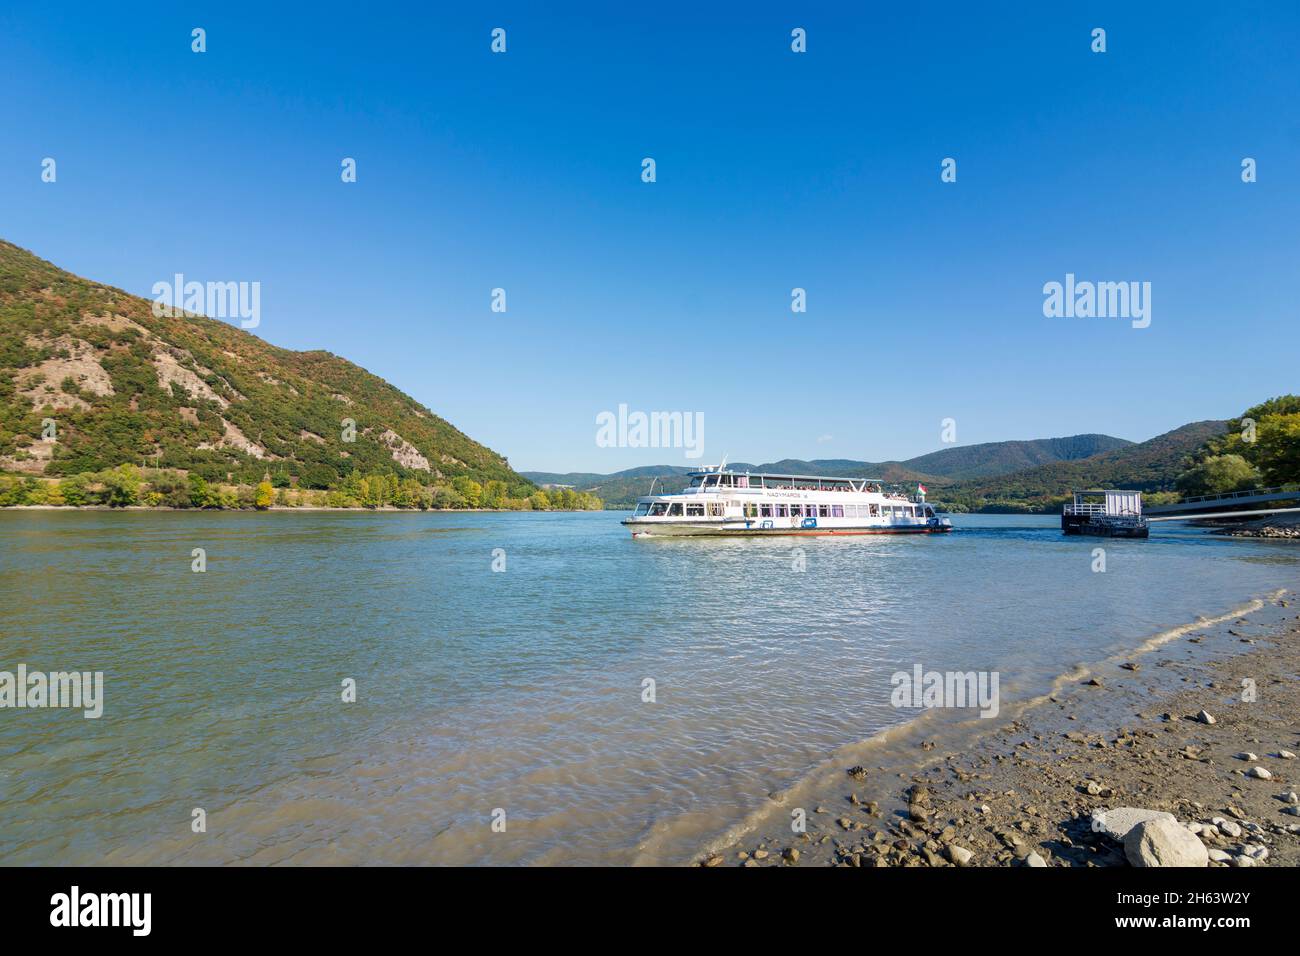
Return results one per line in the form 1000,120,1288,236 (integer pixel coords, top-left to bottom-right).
700,591,1300,867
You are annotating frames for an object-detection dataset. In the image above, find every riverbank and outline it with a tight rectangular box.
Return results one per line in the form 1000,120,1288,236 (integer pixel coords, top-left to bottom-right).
1208,512,1300,539
700,590,1300,867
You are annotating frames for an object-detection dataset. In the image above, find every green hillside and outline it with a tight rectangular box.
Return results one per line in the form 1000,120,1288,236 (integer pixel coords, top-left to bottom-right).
0,239,534,498
903,434,1132,480
932,421,1229,512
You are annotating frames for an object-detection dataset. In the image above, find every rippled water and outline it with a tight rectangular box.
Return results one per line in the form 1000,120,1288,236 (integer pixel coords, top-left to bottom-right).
0,510,1296,865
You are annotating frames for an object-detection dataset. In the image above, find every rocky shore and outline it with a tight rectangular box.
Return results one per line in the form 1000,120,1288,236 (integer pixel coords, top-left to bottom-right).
1209,512,1300,539
700,593,1300,868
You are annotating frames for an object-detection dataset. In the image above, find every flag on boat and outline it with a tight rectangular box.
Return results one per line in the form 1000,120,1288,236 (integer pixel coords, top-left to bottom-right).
917,483,927,495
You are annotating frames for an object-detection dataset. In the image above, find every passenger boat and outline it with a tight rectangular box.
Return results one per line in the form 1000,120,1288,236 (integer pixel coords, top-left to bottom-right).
621,467,953,537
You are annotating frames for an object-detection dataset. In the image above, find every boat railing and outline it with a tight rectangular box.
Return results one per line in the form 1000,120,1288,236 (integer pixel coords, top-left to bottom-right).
1064,502,1107,516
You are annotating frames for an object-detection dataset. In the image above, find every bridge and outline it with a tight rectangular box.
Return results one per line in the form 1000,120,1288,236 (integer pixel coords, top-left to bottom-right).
1144,485,1300,520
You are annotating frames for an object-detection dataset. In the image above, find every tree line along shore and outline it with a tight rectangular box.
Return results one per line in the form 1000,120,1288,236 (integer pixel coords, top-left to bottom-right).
0,464,603,512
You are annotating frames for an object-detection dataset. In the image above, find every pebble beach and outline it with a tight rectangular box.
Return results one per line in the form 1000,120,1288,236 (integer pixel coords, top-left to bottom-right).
702,591,1300,868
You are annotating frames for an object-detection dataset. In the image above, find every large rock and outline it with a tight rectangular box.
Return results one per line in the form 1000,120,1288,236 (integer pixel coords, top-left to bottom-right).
1124,818,1209,868
1091,807,1176,841
946,845,973,867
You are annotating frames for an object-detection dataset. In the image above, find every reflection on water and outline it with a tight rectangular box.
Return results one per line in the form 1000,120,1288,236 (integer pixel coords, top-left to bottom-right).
0,510,1295,864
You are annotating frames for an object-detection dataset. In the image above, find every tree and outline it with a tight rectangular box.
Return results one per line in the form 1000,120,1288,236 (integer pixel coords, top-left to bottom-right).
188,474,215,508
254,480,274,509
396,477,424,508
481,480,507,509
431,487,466,509
1176,455,1259,496
1209,395,1300,486
1251,415,1300,485
101,463,142,507
22,477,48,505
59,474,89,506
451,476,482,507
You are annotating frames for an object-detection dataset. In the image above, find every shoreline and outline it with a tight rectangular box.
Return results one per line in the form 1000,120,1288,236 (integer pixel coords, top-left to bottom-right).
699,589,1300,867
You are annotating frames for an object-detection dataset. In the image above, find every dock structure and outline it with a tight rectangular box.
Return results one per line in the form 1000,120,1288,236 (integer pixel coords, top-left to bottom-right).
1062,489,1149,538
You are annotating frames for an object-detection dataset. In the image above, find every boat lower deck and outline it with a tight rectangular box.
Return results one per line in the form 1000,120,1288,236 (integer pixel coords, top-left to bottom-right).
625,521,953,537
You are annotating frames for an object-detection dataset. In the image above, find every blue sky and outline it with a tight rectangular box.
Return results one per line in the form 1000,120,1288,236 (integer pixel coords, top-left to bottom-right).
2,3,1297,473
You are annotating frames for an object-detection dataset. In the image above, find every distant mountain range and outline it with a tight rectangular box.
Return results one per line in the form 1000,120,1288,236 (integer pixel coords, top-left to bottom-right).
0,240,532,494
523,426,1227,512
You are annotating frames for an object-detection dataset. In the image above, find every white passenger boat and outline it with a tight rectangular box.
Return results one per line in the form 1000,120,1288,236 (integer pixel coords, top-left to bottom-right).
621,468,953,537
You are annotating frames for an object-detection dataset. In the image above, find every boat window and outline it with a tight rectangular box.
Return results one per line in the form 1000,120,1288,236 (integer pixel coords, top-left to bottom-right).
869,504,880,517
709,502,724,517
668,503,683,516
743,503,757,518
925,506,935,518
634,503,650,516
789,504,802,517
818,504,829,518
775,504,788,517
832,505,844,518
760,504,772,518
649,502,668,516
845,504,858,517
689,476,703,487
686,503,705,516
730,499,741,509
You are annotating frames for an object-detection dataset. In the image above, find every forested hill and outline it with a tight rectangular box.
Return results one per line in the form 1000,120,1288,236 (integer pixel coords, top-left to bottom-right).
0,239,531,494
902,434,1131,480
933,421,1229,511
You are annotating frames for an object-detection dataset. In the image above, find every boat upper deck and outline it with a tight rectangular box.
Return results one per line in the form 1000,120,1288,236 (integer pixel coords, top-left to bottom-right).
683,470,880,492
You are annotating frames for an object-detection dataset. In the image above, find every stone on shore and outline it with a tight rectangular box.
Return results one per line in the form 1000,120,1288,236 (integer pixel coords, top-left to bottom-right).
1248,766,1273,780
946,845,973,867
1196,710,1216,725
1124,818,1209,868
1212,817,1243,838
1091,807,1176,841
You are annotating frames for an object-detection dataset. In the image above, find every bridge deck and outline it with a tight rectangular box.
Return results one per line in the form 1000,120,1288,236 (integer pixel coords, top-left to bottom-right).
1145,486,1300,515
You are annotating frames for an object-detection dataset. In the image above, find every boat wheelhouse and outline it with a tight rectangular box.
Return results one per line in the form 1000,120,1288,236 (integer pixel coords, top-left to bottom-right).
621,468,953,537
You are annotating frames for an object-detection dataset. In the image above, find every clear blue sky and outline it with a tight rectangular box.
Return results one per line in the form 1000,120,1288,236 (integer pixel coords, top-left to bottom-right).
2,3,1297,473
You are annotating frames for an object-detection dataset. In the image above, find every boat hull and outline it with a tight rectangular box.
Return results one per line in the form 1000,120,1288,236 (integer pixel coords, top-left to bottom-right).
1061,521,1149,539
623,520,952,537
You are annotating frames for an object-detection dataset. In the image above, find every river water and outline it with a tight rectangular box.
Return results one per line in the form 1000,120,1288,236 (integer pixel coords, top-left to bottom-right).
0,510,1295,865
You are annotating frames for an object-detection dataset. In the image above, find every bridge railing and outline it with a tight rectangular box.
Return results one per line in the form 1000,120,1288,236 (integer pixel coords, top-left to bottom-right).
1173,485,1299,505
